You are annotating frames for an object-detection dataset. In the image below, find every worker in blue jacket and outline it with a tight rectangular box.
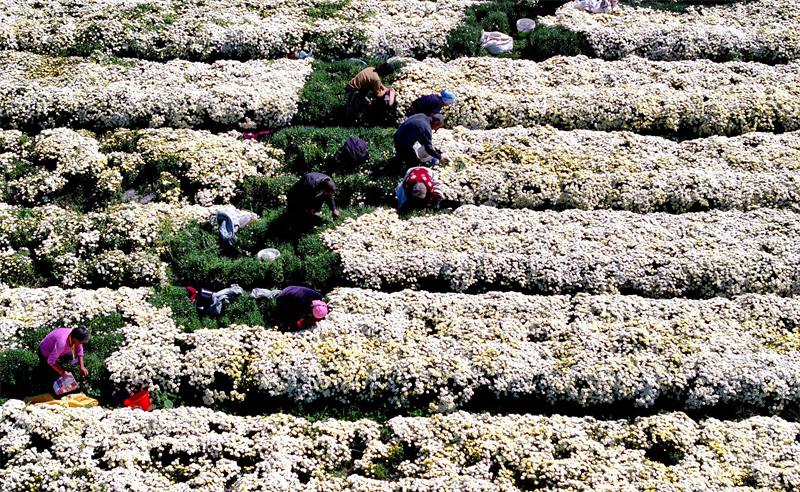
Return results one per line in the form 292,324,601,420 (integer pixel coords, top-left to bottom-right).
410,89,456,116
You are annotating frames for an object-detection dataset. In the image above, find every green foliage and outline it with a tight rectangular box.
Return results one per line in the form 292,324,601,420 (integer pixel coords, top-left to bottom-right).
370,463,390,480
0,349,39,397
294,60,361,126
633,1,691,13
445,0,539,59
482,11,510,34
68,23,107,57
149,389,178,409
125,3,164,19
523,24,593,61
148,286,273,332
270,126,395,175
234,174,297,213
163,207,374,294
445,23,482,58
306,0,351,19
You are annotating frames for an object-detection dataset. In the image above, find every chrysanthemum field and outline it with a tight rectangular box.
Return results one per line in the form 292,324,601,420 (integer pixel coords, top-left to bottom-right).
2,0,800,490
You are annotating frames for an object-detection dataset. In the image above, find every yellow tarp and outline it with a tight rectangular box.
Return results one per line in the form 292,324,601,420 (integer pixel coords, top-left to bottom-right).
23,393,98,408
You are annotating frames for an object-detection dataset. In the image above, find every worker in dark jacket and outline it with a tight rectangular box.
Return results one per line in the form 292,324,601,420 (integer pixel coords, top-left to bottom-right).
345,63,395,123
411,89,456,116
274,286,329,330
286,172,340,227
394,113,444,168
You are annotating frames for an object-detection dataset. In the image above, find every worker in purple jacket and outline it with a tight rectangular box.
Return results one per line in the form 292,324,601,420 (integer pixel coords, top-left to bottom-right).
274,286,329,330
410,89,456,116
40,327,90,378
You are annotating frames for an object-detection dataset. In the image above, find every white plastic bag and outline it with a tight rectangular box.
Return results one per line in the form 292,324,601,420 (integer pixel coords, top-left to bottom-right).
574,0,618,14
480,30,513,55
413,142,434,162
54,373,79,395
257,248,280,262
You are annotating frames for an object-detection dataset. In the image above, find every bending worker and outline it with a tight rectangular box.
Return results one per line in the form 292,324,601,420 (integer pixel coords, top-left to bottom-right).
286,172,340,228
40,326,90,379
397,166,444,212
345,63,395,123
393,113,444,168
411,89,456,116
274,286,329,330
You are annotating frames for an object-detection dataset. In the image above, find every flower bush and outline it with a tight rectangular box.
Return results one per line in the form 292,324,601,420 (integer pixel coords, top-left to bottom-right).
323,205,800,297
1,402,798,490
432,126,800,212
94,287,800,412
0,0,479,61
2,127,116,205
0,51,313,131
538,0,800,63
0,286,152,351
393,55,800,137
1,127,283,207
0,202,227,287
104,128,283,206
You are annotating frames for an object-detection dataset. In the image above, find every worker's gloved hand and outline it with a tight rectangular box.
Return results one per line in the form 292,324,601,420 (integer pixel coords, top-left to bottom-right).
429,157,439,165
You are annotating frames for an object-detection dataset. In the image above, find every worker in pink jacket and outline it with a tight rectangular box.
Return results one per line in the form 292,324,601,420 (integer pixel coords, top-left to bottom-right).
40,327,90,378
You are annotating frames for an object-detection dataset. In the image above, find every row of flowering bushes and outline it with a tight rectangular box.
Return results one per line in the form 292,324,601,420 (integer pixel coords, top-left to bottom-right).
7,51,800,138
0,202,215,287
0,286,153,351
8,124,800,213
2,402,797,490
323,206,800,296
0,127,282,207
394,55,800,137
433,126,800,212
539,0,800,63
93,286,800,413
0,51,312,131
0,0,476,61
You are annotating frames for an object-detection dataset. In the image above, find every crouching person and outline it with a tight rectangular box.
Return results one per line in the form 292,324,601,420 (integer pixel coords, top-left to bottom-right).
397,166,444,212
345,63,396,124
393,113,444,171
274,286,329,330
286,172,341,229
40,327,90,380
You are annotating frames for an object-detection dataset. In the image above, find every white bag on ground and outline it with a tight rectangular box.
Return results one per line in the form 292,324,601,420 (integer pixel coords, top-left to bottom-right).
413,142,434,162
480,30,513,55
574,0,618,14
209,207,258,247
250,288,282,299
